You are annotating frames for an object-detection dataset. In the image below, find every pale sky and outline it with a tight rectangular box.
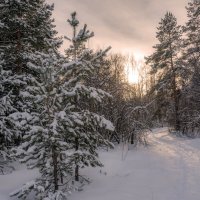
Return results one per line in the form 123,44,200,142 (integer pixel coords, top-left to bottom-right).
47,0,188,57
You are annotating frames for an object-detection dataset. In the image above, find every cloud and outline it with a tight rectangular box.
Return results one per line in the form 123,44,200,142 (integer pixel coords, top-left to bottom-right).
47,0,188,56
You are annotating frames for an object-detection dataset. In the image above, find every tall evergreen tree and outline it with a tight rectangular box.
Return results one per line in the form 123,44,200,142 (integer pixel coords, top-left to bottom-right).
0,0,61,170
11,51,71,200
146,12,182,131
183,0,200,65
181,0,200,132
12,12,114,199
64,12,114,182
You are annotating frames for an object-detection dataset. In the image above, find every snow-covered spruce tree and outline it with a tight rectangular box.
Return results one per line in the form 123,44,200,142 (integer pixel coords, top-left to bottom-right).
11,51,75,200
65,12,114,182
11,12,114,200
146,12,182,131
0,0,61,172
183,0,200,65
180,0,200,133
0,51,14,174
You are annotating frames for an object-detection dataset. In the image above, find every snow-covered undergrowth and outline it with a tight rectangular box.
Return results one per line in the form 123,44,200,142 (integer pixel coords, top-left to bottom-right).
1,127,200,200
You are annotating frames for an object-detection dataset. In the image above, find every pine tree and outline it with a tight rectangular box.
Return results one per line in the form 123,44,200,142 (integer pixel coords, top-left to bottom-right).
0,0,61,171
65,12,114,182
146,12,182,131
183,0,200,65
181,0,200,132
11,12,114,199
0,51,14,173
11,50,77,199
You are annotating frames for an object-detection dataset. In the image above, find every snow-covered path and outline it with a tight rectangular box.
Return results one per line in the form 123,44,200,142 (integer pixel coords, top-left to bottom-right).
70,128,200,200
1,127,200,200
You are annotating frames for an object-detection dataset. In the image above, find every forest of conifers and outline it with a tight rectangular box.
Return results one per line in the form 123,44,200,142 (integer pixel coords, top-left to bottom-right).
0,0,200,199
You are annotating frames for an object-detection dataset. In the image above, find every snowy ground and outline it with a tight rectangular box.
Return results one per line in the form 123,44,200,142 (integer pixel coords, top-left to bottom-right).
1,127,200,200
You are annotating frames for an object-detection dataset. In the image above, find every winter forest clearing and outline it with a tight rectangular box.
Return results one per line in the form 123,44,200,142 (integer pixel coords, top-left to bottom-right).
1,0,200,199
1,128,200,200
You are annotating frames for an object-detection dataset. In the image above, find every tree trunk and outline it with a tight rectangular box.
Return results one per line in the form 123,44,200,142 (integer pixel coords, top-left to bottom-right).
60,154,63,184
130,128,135,144
169,38,180,131
75,137,79,181
174,92,180,131
16,29,22,74
75,164,79,182
52,146,58,191
130,133,134,144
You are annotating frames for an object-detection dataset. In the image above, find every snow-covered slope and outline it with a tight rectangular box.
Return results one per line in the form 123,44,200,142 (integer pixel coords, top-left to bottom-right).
1,127,200,200
70,127,200,200
0,163,38,200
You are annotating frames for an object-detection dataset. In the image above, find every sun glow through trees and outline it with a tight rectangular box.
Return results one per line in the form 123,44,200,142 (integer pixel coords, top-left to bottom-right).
125,52,144,84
